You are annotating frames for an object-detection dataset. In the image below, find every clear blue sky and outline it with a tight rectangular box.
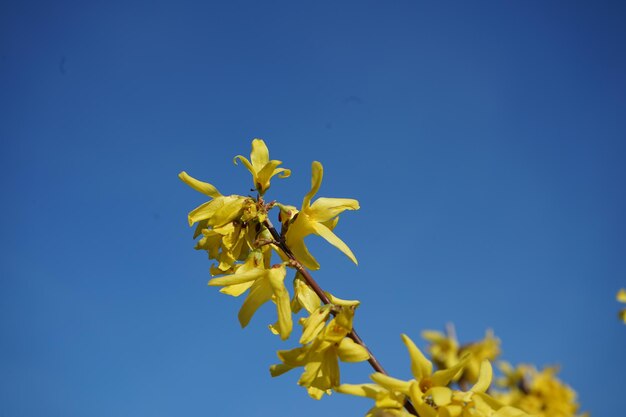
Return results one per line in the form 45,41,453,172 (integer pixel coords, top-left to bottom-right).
2,1,625,416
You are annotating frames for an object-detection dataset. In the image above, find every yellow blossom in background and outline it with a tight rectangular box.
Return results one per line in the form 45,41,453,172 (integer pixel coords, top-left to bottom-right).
270,306,369,399
423,327,501,386
422,326,460,372
618,288,626,323
233,138,291,195
459,329,501,385
493,363,586,417
285,161,360,270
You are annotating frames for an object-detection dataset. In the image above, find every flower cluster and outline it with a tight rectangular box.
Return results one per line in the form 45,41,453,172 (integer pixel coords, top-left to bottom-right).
180,139,368,395
337,333,529,417
180,139,589,417
493,363,587,417
418,327,586,417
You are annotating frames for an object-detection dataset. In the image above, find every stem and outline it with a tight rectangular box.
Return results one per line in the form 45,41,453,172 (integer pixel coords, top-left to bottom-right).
263,218,419,416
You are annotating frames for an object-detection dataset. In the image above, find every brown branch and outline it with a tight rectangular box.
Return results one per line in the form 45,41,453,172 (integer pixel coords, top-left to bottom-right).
263,218,419,417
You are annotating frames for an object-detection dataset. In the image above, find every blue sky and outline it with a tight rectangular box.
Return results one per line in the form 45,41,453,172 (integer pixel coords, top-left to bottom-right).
2,1,625,416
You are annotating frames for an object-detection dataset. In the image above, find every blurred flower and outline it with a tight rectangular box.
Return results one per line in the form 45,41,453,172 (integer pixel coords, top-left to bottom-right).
459,329,501,385
618,288,626,323
492,364,586,417
422,325,460,372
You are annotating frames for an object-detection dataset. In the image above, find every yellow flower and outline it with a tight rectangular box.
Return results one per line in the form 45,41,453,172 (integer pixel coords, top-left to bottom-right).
492,364,586,417
179,171,252,228
290,273,321,314
368,334,469,415
618,288,626,323
233,138,291,195
270,306,369,399
179,171,261,270
347,335,529,417
208,260,292,340
285,161,360,270
459,329,501,384
422,326,460,372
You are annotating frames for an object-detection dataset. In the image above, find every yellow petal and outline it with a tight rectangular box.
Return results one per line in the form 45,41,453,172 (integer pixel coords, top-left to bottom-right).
306,386,327,400
431,353,470,387
428,386,452,406
269,363,294,377
208,268,264,287
322,348,341,388
326,292,360,307
322,307,354,342
272,167,291,179
308,197,360,223
493,406,531,417
233,155,255,176
192,219,209,239
237,279,273,328
618,288,626,303
401,334,433,380
292,275,321,314
250,138,270,171
178,171,221,198
409,381,428,406
320,216,339,231
299,360,323,387
470,360,493,393
267,266,292,340
421,330,446,343
300,306,332,344
370,373,411,394
219,281,254,297
288,233,320,270
207,196,246,227
335,383,383,399
337,337,370,362
277,345,309,366
187,200,220,226
413,400,437,417
473,392,507,410
255,159,281,190
440,404,463,417
312,222,358,265
303,161,323,209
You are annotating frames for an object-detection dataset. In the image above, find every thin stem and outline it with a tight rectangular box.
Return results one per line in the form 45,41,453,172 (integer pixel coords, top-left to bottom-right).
263,218,418,417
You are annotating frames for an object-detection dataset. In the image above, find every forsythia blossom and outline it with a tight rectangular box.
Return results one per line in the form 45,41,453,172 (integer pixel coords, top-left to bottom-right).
209,256,293,340
233,138,290,195
284,161,360,270
270,305,370,399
